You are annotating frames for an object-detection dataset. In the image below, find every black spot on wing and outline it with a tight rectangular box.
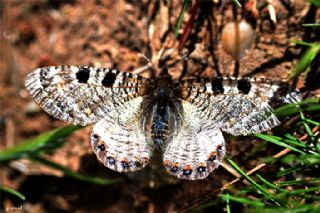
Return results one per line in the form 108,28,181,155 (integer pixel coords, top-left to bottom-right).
170,166,179,173
40,68,49,78
197,166,206,174
76,67,90,83
237,79,252,94
212,78,224,94
134,161,142,168
102,72,117,87
97,144,105,151
39,68,51,87
106,156,116,165
183,169,192,176
121,161,130,169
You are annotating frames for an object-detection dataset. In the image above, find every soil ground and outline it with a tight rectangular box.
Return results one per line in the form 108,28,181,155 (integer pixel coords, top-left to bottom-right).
1,0,319,212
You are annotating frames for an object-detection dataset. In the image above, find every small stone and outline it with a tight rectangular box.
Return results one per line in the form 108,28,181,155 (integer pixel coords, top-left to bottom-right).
221,20,256,60
25,101,42,115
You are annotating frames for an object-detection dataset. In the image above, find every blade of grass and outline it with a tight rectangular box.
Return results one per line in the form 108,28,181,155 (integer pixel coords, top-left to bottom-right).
256,175,288,193
0,185,25,200
283,134,307,148
306,0,320,7
255,134,306,154
219,194,265,207
276,186,320,197
275,103,300,117
302,23,320,27
289,39,314,47
275,98,320,117
298,155,320,165
226,193,231,213
233,0,242,7
226,158,282,206
290,43,320,79
277,178,320,187
251,203,320,213
177,0,199,51
305,118,320,126
281,154,320,166
282,134,318,154
175,0,189,37
276,166,302,177
300,111,314,137
300,111,319,153
0,125,82,161
283,139,307,148
284,134,300,141
305,103,320,112
29,155,122,185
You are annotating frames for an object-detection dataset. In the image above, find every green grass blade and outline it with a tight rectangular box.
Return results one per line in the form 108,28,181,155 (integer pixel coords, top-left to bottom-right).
305,118,320,126
256,175,288,193
283,134,306,147
307,0,320,6
275,103,300,117
0,185,26,200
283,134,297,141
275,98,320,117
255,134,306,154
304,103,320,112
283,139,307,148
251,203,320,213
302,23,320,27
300,110,314,137
226,158,281,206
29,155,122,185
175,0,189,38
0,125,82,161
276,166,302,177
233,0,242,7
277,178,320,187
226,194,231,213
219,194,265,207
289,39,314,47
281,154,320,166
277,186,320,197
290,43,320,79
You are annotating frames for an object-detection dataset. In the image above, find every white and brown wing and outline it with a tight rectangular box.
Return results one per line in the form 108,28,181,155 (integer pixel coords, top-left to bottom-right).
179,77,300,135
25,65,148,126
162,101,226,180
90,96,155,173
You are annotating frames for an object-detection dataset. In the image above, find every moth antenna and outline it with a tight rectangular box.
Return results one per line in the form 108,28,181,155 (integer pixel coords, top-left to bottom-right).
132,53,156,77
138,52,152,64
157,47,166,62
182,53,189,61
132,64,153,75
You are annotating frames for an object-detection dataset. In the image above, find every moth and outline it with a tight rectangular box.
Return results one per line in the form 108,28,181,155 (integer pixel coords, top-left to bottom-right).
25,65,300,180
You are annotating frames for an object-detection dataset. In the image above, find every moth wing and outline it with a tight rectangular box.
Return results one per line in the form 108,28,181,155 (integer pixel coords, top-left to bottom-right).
180,78,300,135
162,101,226,180
25,66,147,126
90,96,154,173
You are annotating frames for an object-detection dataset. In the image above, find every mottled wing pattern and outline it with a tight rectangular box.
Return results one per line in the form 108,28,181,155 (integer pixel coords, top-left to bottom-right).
90,97,154,173
180,77,300,135
25,66,147,126
25,65,301,180
162,101,226,180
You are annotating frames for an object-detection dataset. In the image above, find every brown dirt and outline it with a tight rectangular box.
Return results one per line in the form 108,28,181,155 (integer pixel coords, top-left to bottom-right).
1,0,319,212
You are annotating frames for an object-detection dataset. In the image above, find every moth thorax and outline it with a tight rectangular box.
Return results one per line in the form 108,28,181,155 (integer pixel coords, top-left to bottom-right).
150,104,171,147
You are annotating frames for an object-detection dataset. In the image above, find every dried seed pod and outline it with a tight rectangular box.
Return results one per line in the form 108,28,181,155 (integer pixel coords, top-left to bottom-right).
221,20,256,60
